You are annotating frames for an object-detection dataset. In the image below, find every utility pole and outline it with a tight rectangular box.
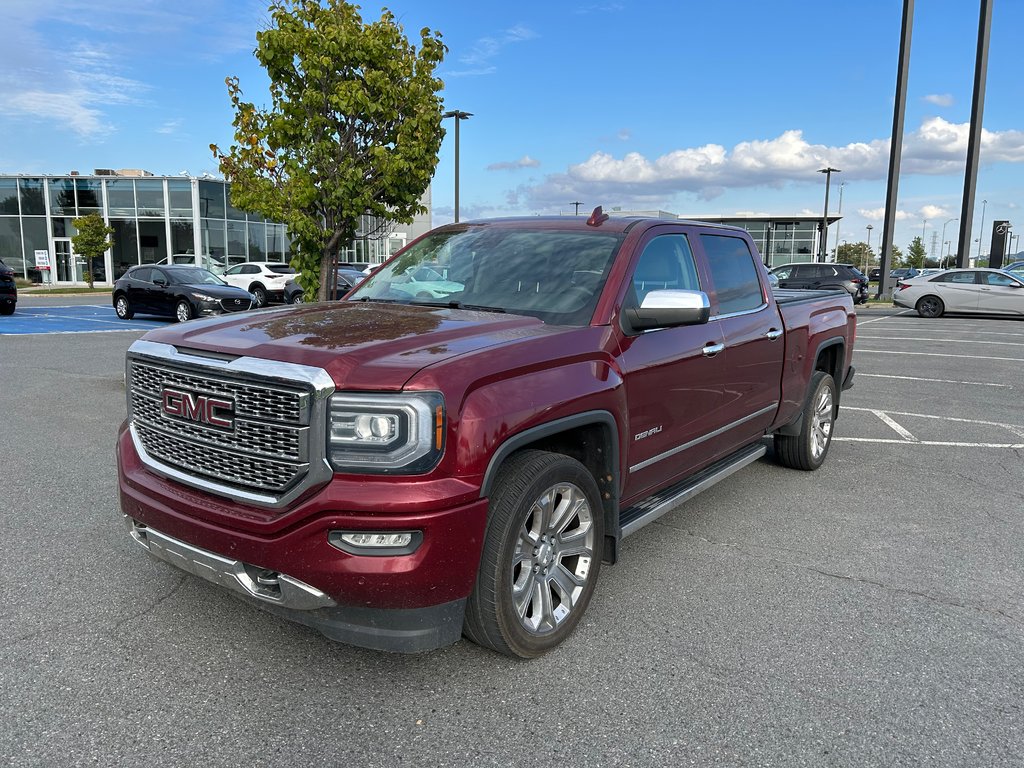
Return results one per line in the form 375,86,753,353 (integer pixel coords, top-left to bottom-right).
571,201,583,215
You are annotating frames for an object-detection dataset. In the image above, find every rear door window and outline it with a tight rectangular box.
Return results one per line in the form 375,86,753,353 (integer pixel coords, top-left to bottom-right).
701,235,764,315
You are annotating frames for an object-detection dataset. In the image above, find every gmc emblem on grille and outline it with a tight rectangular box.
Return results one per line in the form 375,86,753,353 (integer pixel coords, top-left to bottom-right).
161,388,235,429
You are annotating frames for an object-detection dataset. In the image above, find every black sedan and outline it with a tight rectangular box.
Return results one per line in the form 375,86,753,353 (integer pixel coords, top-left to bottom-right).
0,257,17,316
113,265,255,323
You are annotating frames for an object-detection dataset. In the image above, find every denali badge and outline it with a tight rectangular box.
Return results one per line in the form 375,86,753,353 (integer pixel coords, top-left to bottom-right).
161,388,235,429
634,425,663,441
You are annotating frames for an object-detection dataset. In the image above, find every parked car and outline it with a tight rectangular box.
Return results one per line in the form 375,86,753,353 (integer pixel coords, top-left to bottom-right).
221,262,296,307
284,268,366,304
158,253,228,276
868,268,882,281
0,257,17,315
1003,260,1024,276
892,268,1024,317
890,267,920,281
770,262,869,304
118,212,856,657
388,264,465,299
113,265,255,323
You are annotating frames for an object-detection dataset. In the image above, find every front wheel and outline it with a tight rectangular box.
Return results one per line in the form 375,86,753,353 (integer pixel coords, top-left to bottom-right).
175,299,193,323
250,284,268,307
916,295,944,318
114,294,134,319
464,450,604,658
775,370,837,471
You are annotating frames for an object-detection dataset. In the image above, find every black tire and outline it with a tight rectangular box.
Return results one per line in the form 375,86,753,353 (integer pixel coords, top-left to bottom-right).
288,291,304,305
775,370,837,471
250,284,268,307
464,450,604,658
114,294,134,319
0,303,14,316
916,295,944,318
174,299,193,323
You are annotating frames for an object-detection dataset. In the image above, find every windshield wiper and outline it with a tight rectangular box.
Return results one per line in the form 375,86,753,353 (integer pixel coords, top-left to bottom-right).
410,300,506,313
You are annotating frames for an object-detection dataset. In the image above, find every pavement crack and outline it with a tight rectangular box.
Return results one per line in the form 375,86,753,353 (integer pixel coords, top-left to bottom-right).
654,521,1024,628
113,575,189,631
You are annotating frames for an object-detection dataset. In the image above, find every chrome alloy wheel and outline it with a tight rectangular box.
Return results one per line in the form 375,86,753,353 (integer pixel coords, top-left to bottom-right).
175,301,191,323
510,481,596,635
810,385,834,461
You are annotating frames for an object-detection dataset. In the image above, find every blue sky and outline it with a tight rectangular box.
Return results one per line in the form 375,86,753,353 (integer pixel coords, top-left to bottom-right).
2,0,1022,258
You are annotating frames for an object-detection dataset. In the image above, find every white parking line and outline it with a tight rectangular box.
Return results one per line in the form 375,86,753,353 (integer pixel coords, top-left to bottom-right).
872,410,918,441
858,335,1024,347
845,406,1024,430
856,311,914,325
857,373,1010,388
835,437,1024,448
855,349,1024,362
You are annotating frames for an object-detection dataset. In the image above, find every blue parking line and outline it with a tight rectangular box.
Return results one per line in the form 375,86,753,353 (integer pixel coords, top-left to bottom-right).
0,305,164,335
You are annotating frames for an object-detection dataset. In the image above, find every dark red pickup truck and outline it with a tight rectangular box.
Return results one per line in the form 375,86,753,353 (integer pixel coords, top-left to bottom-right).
118,211,856,657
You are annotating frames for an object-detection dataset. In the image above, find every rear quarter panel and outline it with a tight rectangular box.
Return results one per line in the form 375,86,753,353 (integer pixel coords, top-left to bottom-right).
775,290,856,426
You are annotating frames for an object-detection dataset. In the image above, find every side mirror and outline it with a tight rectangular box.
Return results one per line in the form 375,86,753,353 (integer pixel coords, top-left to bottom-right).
625,289,711,332
152,277,167,286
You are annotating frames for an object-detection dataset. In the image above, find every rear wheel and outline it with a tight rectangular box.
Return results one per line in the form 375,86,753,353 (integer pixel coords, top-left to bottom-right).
916,295,944,318
175,299,193,323
464,450,603,658
114,294,134,319
0,303,14,316
775,371,836,471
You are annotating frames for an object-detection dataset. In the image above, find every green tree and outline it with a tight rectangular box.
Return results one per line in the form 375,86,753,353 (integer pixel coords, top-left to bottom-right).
905,236,927,269
886,244,905,269
212,0,446,301
836,241,874,272
71,213,115,288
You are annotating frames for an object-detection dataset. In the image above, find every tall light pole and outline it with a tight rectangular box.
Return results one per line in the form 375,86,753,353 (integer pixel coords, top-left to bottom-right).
818,167,841,261
944,241,951,267
833,181,846,257
940,217,957,267
571,201,583,215
977,198,988,259
866,224,874,274
443,109,473,223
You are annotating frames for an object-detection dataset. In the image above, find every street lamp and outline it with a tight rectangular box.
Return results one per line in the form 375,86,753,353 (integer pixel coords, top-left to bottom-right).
865,224,874,274
977,198,988,259
944,241,951,267
442,109,473,223
818,167,841,261
833,181,846,257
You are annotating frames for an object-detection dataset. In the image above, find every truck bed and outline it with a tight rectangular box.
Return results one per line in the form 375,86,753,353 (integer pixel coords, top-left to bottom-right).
772,287,849,305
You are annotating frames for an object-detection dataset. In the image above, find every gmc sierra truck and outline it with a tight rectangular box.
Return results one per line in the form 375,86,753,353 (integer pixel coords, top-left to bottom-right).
117,209,856,658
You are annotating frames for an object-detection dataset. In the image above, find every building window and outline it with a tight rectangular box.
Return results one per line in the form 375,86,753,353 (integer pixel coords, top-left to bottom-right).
170,220,194,256
247,221,265,261
106,180,136,217
167,180,192,217
201,218,226,258
19,179,46,216
75,179,102,214
49,179,76,216
110,219,139,278
138,220,167,264
0,179,19,214
199,181,225,218
227,220,247,260
135,179,165,217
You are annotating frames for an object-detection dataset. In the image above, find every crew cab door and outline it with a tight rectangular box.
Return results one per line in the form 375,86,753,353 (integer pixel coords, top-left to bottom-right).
695,232,784,450
617,231,728,504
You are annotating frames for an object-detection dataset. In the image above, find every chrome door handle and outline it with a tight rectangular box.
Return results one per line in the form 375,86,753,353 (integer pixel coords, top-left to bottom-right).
702,342,725,357
765,328,783,340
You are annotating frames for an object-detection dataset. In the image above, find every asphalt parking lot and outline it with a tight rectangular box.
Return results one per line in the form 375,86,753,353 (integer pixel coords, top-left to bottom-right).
2,301,1022,767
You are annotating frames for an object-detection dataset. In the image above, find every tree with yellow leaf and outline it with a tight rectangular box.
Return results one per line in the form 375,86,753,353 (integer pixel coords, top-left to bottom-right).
213,0,446,301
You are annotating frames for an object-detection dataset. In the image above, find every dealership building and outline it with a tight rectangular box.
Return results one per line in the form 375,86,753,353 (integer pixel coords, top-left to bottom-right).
608,208,842,266
0,170,431,285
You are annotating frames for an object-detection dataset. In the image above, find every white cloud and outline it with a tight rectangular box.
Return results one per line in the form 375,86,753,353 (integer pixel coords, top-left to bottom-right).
156,119,184,135
919,204,951,219
446,25,538,77
517,117,1024,211
858,207,911,221
923,93,954,107
487,155,541,171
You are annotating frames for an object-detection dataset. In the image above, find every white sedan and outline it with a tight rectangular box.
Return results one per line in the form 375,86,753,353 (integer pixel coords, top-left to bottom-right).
893,268,1024,317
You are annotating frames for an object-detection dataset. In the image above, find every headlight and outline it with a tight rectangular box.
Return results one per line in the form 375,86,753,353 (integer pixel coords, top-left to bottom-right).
193,293,219,303
328,392,444,473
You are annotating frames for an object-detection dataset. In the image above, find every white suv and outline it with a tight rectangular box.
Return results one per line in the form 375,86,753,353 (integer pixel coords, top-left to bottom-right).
221,262,295,307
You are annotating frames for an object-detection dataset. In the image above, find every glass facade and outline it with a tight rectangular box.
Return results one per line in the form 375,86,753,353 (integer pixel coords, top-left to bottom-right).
0,175,293,283
0,174,429,283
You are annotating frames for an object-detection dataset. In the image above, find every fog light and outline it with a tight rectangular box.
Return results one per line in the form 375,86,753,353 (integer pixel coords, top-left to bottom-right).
328,530,423,556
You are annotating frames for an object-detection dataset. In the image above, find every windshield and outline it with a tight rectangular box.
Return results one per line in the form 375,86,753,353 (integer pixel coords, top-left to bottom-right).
168,268,227,286
348,226,625,325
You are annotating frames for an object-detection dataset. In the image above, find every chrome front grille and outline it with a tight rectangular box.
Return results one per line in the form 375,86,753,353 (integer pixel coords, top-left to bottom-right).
126,341,335,507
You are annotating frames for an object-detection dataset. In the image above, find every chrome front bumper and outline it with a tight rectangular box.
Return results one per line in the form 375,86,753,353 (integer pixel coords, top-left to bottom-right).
125,516,335,611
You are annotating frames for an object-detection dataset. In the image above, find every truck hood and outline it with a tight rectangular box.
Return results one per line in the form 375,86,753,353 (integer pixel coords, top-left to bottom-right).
141,301,552,390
